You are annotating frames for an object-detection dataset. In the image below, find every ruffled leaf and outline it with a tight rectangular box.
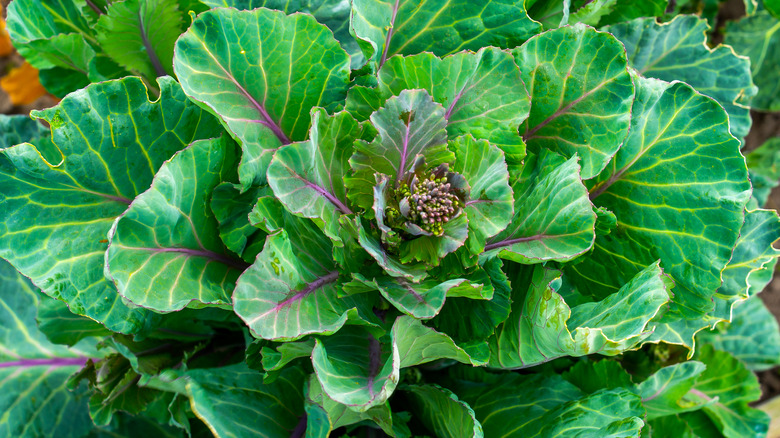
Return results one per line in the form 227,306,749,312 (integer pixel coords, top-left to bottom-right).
106,136,248,312
489,262,671,369
483,149,595,263
174,7,351,189
513,23,634,179
0,76,222,333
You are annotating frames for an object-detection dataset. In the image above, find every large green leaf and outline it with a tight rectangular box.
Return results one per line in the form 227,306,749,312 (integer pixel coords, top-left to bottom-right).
724,11,780,111
374,47,530,165
347,89,452,210
698,296,780,372
0,77,222,333
305,375,398,436
6,0,97,69
451,136,514,255
312,326,399,411
392,316,484,367
483,150,595,263
713,209,780,319
403,385,483,438
691,345,770,438
210,183,268,262
429,257,512,361
513,23,634,179
184,364,307,438
0,115,56,162
489,262,671,369
106,136,247,313
268,109,361,242
635,361,708,419
200,0,362,66
95,0,182,80
597,0,668,26
0,260,94,438
350,0,540,68
606,15,756,143
37,295,111,347
234,208,374,341
354,275,464,320
174,7,351,189
460,373,644,437
573,75,750,321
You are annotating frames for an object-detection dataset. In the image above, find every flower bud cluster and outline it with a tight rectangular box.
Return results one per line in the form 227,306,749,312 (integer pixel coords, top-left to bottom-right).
400,174,462,236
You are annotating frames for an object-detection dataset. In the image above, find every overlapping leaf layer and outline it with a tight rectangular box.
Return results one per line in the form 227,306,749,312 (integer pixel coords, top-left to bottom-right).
1,1,779,437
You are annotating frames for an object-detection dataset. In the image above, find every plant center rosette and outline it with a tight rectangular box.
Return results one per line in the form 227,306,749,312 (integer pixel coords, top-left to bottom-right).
346,89,515,279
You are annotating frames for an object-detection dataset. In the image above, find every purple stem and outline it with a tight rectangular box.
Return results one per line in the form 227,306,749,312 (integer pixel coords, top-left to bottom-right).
484,234,545,252
445,85,468,120
0,357,89,369
85,0,103,15
273,271,339,312
301,178,353,214
290,414,307,438
378,0,401,67
366,336,381,399
136,247,249,271
396,113,412,186
138,9,167,77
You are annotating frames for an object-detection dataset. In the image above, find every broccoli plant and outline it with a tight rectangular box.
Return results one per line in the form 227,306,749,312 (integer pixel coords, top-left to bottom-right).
1,0,780,437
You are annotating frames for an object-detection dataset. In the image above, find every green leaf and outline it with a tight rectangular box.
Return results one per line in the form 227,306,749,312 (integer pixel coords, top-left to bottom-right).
95,0,182,80
426,257,510,360
489,262,671,369
260,339,315,382
483,150,596,263
698,296,780,372
356,217,428,282
450,136,514,255
392,316,485,367
713,209,780,319
350,0,541,68
0,76,222,333
354,275,464,320
513,23,634,179
234,213,374,341
635,361,708,419
37,294,111,347
268,109,361,242
724,11,780,111
403,385,483,438
174,7,351,188
210,183,269,262
605,15,756,143
461,373,644,437
0,115,53,159
0,259,94,438
375,47,530,165
691,345,770,438
347,89,452,210
598,0,668,26
767,0,780,18
311,326,399,411
21,33,96,73
746,137,780,207
38,67,91,99
573,75,750,321
561,359,634,394
6,0,97,69
106,136,247,313
305,375,397,436
200,0,362,66
185,363,307,437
